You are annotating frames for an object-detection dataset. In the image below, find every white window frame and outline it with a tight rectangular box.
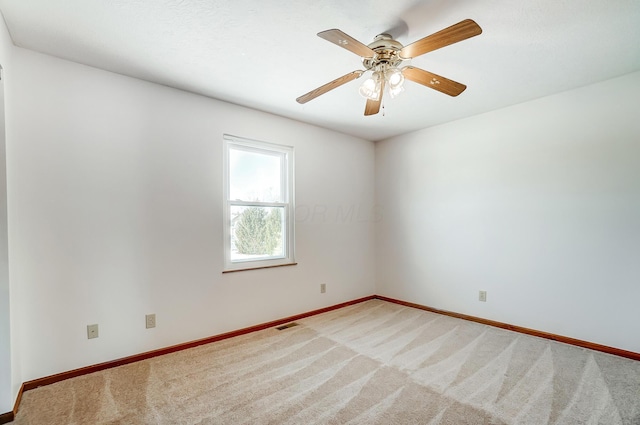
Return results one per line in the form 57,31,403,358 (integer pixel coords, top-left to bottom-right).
223,134,295,272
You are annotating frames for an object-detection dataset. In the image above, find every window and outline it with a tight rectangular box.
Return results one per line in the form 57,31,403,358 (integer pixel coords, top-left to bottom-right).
223,135,295,271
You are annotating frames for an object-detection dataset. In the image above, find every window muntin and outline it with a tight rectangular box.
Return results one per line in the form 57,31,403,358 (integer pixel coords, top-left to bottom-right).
223,135,294,271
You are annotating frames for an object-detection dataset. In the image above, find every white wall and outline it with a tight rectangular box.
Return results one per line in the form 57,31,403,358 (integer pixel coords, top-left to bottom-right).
376,71,640,353
5,25,639,411
0,12,13,413
7,47,376,385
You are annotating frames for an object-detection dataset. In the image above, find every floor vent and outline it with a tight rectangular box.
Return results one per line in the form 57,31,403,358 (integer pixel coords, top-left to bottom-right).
276,322,299,331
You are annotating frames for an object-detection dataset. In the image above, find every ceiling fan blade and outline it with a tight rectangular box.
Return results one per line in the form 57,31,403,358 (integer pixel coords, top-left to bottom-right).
402,66,467,96
317,29,376,59
364,98,380,116
296,70,364,104
399,19,482,59
364,79,385,116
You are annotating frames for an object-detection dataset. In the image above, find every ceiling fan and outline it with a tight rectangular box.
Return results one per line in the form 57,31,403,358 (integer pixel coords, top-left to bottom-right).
296,19,482,116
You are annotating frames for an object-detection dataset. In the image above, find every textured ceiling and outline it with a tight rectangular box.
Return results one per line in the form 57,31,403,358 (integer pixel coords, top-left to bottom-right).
1,0,639,141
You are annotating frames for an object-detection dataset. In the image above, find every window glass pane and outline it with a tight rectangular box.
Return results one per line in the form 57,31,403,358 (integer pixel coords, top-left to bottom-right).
230,206,284,261
229,148,282,202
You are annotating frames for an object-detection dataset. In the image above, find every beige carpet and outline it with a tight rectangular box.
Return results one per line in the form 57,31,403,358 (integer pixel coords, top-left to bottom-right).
13,300,640,424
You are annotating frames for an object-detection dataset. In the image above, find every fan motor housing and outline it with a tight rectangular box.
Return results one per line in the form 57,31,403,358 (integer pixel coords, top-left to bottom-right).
363,33,403,70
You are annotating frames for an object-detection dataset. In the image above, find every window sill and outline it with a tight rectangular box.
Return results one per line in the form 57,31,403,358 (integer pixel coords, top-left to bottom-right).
222,262,298,274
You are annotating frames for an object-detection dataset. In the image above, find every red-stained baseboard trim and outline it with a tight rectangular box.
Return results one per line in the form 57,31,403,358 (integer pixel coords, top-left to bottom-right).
0,383,24,424
0,411,12,424
21,296,375,394
5,293,638,422
375,295,640,362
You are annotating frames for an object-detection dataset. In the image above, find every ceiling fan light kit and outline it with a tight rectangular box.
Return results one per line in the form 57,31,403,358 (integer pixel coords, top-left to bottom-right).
359,72,382,101
359,60,406,101
296,19,482,116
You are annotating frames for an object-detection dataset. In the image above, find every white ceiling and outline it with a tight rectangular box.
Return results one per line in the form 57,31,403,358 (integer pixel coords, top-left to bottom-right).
0,0,639,141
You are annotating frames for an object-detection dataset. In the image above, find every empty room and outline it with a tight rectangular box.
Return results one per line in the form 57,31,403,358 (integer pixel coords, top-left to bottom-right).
0,1,639,424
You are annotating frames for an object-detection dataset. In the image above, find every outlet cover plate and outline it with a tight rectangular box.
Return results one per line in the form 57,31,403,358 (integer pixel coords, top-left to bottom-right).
479,291,487,302
320,283,326,293
87,324,99,339
146,314,156,329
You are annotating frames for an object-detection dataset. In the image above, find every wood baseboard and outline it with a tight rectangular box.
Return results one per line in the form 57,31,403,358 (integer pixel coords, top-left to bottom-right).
7,293,638,422
375,295,640,362
0,411,13,424
22,296,375,393
0,383,24,425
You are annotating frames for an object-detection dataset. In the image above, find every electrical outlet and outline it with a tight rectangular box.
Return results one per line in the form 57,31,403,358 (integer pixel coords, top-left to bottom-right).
87,324,99,339
479,291,487,302
320,283,326,294
146,314,156,329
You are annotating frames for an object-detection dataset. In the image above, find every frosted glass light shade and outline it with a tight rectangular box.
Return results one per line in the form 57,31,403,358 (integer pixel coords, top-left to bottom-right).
389,84,404,98
386,68,404,89
359,72,381,100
